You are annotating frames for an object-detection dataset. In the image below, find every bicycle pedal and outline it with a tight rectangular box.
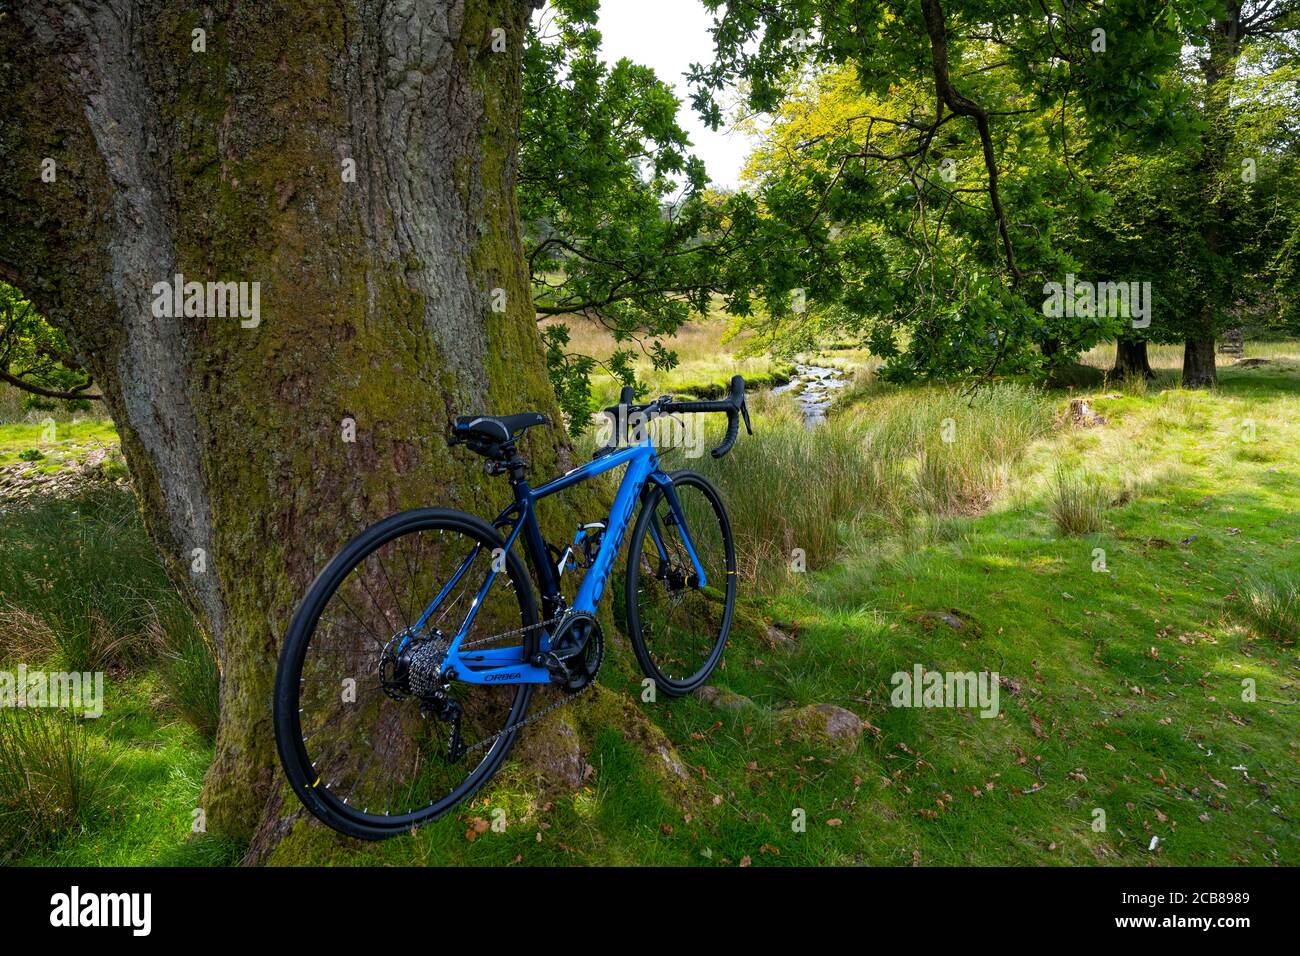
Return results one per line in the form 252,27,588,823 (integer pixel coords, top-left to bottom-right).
536,651,571,683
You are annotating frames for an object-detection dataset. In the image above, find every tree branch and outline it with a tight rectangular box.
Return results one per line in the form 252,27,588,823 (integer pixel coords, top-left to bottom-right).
919,0,1024,286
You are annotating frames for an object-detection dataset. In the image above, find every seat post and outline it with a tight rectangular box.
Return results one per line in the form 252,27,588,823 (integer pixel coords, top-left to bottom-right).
508,457,529,486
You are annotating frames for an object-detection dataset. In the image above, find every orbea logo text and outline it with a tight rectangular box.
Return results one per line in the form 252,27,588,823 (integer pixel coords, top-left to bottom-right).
151,272,261,328
50,886,151,936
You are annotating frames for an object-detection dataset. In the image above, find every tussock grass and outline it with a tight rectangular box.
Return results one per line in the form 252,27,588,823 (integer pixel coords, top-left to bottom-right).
0,709,122,859
1113,372,1149,397
0,489,172,669
0,487,219,737
0,491,147,668
1238,574,1299,644
1150,389,1212,431
1048,467,1109,536
0,605,58,661
148,606,221,741
692,395,885,587
687,383,1053,589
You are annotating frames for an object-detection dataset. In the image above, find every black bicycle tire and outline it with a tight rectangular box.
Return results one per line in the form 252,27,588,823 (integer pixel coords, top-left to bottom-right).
624,470,736,697
273,507,537,840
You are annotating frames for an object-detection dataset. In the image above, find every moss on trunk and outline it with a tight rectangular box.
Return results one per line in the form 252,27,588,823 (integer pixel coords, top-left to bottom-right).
1,0,606,846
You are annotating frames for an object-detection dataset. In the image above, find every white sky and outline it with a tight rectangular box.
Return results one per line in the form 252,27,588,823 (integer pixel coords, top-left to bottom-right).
594,0,757,189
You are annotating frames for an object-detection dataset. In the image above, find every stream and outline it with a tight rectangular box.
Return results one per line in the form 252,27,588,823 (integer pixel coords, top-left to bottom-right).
770,363,850,427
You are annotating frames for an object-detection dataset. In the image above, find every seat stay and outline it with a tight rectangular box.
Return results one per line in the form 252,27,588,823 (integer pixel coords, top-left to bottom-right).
445,512,528,653
410,542,482,638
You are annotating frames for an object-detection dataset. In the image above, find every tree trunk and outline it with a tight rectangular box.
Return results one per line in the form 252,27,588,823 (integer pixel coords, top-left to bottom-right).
0,0,578,842
1182,337,1218,388
1179,4,1240,389
1111,338,1153,379
1038,337,1063,368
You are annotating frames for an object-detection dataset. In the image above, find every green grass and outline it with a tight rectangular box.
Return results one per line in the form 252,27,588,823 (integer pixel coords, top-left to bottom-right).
1048,467,1110,536
3,349,1297,866
422,355,1294,866
0,418,118,470
0,489,175,670
6,673,239,866
681,380,1053,589
0,708,122,861
1237,573,1299,645
0,485,220,730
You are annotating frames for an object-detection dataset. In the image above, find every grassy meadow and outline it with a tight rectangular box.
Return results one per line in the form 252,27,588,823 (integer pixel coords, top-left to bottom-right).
0,329,1296,866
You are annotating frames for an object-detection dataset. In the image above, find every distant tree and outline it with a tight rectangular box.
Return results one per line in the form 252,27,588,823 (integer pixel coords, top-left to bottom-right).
1173,0,1300,386
688,0,1212,380
523,1,742,429
1071,45,1300,382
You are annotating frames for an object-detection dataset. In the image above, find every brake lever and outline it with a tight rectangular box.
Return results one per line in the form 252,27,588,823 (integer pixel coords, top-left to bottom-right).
740,397,752,434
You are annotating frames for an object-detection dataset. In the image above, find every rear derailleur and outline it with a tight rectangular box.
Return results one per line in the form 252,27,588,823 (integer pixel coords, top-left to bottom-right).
379,630,467,761
422,694,467,763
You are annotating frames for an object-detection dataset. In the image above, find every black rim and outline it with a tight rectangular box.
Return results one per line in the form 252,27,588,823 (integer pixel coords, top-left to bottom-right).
628,475,735,691
278,513,535,832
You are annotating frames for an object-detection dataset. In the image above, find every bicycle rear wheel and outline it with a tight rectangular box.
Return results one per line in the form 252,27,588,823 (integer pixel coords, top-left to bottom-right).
274,508,537,840
624,470,736,696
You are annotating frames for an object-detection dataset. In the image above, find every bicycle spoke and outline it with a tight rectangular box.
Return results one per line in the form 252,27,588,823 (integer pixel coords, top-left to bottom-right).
287,520,534,830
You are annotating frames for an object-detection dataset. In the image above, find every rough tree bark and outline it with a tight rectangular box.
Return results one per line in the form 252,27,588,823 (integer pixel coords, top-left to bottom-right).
1182,1,1245,388
0,0,584,844
1182,337,1219,388
1111,338,1154,380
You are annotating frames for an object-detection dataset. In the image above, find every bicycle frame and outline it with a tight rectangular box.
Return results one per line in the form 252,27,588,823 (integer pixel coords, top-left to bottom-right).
414,439,708,686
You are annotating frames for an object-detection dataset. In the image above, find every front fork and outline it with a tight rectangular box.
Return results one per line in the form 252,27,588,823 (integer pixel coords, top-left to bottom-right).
645,475,709,589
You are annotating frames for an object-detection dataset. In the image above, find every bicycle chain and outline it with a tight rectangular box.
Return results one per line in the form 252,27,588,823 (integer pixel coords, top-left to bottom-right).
456,678,594,757
443,612,595,758
455,611,561,651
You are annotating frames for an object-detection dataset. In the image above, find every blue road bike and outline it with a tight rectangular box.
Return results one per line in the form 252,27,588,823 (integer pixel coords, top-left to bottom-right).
274,376,751,839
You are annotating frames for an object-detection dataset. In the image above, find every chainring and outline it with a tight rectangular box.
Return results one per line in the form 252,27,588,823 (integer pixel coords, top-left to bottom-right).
550,611,604,694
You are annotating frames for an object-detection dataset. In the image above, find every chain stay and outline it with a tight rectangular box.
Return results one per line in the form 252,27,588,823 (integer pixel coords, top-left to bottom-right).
445,612,595,758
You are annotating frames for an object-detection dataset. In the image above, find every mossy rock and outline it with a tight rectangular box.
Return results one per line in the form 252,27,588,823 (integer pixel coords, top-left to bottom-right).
727,599,797,651
775,703,864,754
693,685,756,711
569,685,701,809
511,706,587,795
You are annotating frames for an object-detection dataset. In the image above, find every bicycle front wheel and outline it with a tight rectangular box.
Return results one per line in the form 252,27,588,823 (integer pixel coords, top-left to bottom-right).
274,508,537,840
624,470,736,696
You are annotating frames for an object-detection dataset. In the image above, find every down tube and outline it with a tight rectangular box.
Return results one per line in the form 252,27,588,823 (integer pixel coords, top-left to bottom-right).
572,447,657,615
